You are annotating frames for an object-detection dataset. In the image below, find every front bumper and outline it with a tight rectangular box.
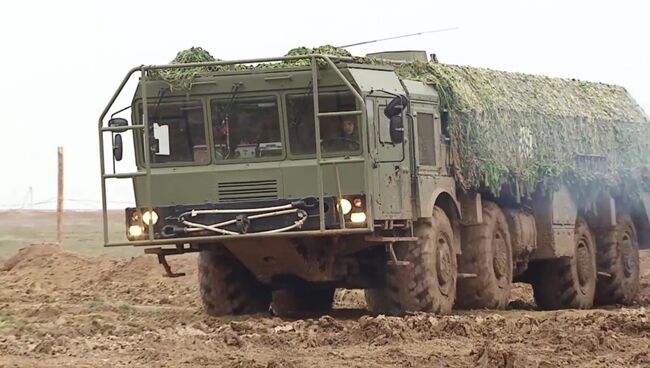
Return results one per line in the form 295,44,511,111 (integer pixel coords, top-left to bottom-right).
125,196,364,243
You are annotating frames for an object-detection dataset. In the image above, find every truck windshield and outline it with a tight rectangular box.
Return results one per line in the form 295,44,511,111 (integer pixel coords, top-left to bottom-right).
142,100,208,164
287,90,360,155
211,96,283,161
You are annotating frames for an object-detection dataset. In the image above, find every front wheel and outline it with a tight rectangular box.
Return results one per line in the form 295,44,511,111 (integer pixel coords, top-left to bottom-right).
198,245,271,316
365,207,457,315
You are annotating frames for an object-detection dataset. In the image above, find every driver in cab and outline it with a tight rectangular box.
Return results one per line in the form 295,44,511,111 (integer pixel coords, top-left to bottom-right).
322,117,360,153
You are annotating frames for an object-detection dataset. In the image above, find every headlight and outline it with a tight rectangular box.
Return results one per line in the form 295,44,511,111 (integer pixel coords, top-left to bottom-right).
142,210,159,225
128,225,143,238
350,212,367,223
337,199,352,215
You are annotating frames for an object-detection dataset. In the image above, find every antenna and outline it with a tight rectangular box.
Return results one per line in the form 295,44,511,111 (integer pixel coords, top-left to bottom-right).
338,27,459,48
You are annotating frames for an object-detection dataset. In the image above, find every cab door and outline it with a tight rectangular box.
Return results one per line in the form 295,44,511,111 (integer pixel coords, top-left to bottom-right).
369,97,413,219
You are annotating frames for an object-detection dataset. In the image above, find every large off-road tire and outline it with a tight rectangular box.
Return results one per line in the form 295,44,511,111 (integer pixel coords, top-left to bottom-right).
595,214,640,305
271,286,335,316
364,206,457,316
456,201,513,310
531,218,597,310
198,246,271,316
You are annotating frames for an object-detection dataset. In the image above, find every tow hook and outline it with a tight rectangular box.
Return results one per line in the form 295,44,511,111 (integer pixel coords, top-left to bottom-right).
144,246,198,277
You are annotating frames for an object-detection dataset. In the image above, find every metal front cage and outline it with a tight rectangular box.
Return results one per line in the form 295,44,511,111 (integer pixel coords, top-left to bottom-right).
98,54,373,247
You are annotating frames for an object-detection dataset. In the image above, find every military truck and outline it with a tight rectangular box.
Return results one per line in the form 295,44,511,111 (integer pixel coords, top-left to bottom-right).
99,48,648,316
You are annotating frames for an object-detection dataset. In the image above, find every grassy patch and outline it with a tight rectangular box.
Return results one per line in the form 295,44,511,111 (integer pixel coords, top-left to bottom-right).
116,301,133,311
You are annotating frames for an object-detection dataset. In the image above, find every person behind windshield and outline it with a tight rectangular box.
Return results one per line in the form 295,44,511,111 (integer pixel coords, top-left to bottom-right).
322,117,360,152
342,118,356,140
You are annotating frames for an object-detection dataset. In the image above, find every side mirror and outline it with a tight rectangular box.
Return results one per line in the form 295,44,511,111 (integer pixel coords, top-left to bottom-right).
108,117,129,132
383,95,409,118
389,115,404,143
113,134,123,161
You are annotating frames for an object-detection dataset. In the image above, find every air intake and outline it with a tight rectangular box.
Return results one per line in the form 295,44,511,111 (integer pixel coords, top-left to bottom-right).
217,180,278,202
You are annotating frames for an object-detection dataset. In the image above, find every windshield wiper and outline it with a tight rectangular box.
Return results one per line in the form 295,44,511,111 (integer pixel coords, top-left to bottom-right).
152,88,168,122
290,81,313,129
223,82,243,120
219,82,243,159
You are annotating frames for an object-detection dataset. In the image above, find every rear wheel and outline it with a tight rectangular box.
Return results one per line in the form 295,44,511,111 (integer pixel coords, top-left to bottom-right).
364,207,457,315
531,218,597,310
271,286,335,316
595,214,640,305
456,201,513,310
198,245,271,316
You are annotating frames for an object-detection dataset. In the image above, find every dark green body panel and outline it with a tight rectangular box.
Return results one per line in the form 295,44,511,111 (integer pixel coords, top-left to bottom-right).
132,159,366,207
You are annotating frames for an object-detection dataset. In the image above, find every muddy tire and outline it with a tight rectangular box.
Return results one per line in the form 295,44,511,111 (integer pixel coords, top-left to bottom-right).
456,201,513,310
595,214,640,305
198,246,271,316
364,206,457,315
271,287,335,316
531,218,597,310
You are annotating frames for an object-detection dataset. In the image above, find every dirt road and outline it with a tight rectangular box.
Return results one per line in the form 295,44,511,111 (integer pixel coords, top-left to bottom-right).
1,244,648,367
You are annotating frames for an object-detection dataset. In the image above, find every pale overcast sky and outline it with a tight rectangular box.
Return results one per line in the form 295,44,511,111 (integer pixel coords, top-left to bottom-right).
0,0,648,209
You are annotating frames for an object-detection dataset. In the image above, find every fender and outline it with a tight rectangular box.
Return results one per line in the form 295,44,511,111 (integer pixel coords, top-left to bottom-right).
431,189,462,255
430,188,461,219
418,179,461,254
416,176,459,219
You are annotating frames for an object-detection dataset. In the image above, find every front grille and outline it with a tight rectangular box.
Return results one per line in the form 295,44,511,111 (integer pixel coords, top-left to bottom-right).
217,180,278,202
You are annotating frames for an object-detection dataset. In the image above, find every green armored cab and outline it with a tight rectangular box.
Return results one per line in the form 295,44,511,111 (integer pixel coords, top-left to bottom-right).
99,47,649,315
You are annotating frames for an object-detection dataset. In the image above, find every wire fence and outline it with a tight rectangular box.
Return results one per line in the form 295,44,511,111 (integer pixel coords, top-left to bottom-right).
0,187,133,210
0,197,134,210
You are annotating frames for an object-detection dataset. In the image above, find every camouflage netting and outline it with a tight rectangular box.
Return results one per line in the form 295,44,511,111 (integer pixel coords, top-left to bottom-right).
151,47,219,91
153,46,650,195
390,61,650,195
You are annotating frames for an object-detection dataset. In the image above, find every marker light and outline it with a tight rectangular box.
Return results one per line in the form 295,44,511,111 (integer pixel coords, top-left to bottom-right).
142,210,159,225
338,199,352,215
128,225,144,238
350,212,367,223
353,198,363,208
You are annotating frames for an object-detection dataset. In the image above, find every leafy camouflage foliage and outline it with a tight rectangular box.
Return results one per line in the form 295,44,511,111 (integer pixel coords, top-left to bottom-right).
390,61,650,194
151,47,219,91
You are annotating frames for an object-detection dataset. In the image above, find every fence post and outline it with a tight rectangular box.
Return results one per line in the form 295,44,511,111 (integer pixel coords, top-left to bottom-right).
57,147,64,245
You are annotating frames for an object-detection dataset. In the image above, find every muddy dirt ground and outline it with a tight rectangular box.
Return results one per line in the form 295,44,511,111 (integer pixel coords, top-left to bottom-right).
0,209,649,368
0,244,647,368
